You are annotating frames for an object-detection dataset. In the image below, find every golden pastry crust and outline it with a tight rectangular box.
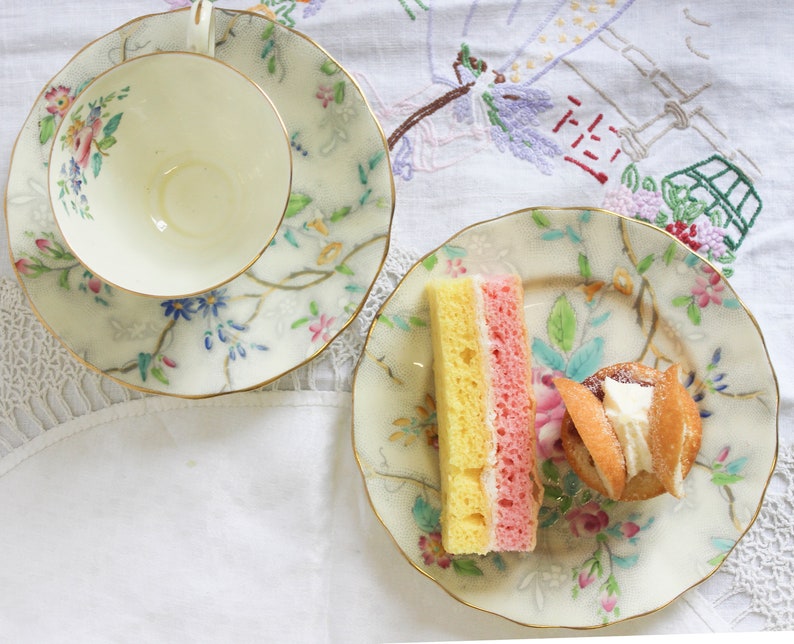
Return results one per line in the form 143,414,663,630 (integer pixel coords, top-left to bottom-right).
557,362,702,501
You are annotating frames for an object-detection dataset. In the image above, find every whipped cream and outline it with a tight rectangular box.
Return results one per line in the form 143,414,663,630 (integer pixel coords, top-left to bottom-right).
602,377,654,478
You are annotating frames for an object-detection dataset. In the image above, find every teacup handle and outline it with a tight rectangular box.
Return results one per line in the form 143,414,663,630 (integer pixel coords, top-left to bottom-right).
187,0,216,57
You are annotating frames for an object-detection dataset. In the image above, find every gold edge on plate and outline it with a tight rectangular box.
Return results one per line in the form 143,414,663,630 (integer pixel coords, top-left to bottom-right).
4,7,396,399
350,206,780,629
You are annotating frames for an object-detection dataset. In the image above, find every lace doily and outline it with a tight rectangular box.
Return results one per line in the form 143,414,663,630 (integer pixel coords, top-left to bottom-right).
0,245,419,455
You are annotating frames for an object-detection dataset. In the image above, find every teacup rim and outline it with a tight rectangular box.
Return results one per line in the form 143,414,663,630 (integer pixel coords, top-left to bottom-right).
46,49,294,300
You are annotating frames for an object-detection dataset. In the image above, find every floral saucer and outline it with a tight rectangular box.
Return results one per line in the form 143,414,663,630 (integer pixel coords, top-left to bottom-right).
352,208,778,628
5,8,393,397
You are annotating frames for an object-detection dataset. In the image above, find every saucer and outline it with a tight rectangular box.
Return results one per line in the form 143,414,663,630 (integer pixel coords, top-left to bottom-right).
5,8,394,397
352,208,778,627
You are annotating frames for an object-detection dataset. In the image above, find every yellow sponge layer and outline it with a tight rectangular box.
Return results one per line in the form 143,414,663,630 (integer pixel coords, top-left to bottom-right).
426,277,492,555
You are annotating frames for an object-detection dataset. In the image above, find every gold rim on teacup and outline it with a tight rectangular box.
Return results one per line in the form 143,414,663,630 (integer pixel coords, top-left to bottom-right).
47,2,293,299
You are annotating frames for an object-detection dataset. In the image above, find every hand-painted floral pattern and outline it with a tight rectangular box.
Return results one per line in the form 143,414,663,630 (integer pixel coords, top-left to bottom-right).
7,9,393,396
353,208,776,628
53,87,128,220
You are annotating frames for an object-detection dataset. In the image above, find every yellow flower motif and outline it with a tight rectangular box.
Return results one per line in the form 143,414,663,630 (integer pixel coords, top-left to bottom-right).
317,241,342,265
64,119,85,149
613,267,634,295
580,280,605,302
306,217,329,236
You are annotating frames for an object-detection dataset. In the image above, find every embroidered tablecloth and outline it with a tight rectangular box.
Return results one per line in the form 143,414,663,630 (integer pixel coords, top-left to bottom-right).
1,0,791,640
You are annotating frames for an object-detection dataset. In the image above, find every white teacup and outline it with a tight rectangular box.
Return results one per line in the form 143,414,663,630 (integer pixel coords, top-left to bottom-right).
48,1,292,298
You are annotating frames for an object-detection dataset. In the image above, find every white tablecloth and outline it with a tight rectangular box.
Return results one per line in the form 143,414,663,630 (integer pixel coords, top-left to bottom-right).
1,1,792,641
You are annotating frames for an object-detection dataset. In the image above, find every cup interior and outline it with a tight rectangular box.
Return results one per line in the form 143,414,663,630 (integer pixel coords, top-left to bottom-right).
48,52,292,298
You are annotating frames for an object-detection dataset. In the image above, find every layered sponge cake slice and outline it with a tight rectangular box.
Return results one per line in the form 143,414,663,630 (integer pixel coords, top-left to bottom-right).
426,274,542,555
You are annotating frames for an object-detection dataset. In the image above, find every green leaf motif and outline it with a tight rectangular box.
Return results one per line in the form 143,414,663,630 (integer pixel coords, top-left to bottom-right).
58,269,70,290
711,472,743,486
452,559,483,576
358,163,368,185
531,210,551,228
547,295,577,352
151,367,169,385
408,316,427,327
333,81,345,104
578,252,591,279
137,353,152,382
309,301,319,316
565,225,581,244
566,337,604,381
335,263,354,276
291,317,309,329
412,496,440,533
636,254,655,274
672,295,692,307
422,254,438,271
330,206,351,223
663,242,677,265
103,112,122,137
91,152,102,179
687,301,702,325
39,114,56,145
541,459,560,482
531,337,566,372
320,59,340,75
442,244,467,259
541,230,565,241
97,135,116,151
368,150,385,170
285,193,312,218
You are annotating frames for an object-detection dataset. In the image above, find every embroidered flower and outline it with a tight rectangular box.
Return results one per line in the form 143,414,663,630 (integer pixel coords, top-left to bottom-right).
418,531,451,569
602,184,636,217
692,216,729,259
632,188,663,222
691,266,724,308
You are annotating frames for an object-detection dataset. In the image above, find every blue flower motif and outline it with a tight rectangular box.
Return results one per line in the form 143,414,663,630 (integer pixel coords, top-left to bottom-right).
196,289,229,318
161,298,196,321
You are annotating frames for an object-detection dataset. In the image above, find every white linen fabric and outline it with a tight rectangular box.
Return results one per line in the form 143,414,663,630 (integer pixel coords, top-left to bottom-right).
1,0,792,641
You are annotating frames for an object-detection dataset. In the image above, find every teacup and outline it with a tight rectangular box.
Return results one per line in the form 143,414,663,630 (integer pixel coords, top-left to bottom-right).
48,0,292,298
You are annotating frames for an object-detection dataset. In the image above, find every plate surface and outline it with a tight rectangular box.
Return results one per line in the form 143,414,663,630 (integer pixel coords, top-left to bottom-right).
352,207,778,628
5,8,393,397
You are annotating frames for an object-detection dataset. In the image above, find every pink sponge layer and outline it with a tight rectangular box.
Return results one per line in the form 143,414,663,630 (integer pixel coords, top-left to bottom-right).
481,275,540,552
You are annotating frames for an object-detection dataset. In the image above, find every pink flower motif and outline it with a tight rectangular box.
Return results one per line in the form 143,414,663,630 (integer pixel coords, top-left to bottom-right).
315,85,334,108
309,313,336,343
601,184,635,217
633,188,663,222
15,258,35,275
600,589,618,613
35,239,52,252
620,521,640,539
73,119,102,169
691,265,724,308
578,570,597,589
87,277,102,294
162,356,177,368
418,532,451,569
164,0,192,9
716,446,730,463
565,501,609,538
445,258,467,277
44,85,74,117
532,367,566,462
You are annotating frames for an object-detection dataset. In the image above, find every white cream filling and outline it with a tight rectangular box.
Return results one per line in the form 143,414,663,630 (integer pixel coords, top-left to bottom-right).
602,377,654,478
